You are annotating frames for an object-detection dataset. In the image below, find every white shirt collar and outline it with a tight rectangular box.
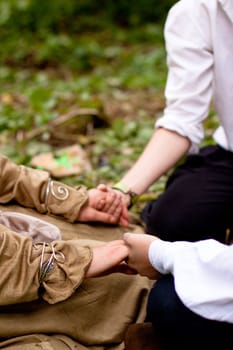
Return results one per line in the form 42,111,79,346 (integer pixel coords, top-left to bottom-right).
219,0,233,23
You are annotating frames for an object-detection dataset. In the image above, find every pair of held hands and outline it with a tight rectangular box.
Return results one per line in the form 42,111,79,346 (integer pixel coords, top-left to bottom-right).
77,185,160,280
86,233,162,281
77,185,130,227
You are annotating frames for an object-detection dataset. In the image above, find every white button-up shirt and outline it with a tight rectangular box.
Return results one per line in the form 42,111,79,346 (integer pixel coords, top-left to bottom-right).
149,239,233,323
150,0,233,324
156,0,233,153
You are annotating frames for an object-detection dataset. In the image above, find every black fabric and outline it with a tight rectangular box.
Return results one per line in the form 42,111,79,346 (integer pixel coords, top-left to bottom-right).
146,275,233,350
141,145,233,242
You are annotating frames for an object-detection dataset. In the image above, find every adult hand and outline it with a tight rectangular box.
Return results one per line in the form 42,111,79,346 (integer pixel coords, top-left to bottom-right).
77,188,127,225
85,240,136,278
96,184,129,227
98,184,131,207
124,232,161,280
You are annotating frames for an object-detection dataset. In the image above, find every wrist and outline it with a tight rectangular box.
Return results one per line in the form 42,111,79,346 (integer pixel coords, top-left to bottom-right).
112,182,138,208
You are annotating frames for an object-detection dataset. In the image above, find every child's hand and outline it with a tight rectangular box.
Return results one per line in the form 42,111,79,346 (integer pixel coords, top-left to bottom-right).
123,233,161,280
85,240,136,278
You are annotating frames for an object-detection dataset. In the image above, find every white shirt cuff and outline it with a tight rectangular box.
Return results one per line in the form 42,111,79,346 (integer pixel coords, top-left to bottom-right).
148,239,175,275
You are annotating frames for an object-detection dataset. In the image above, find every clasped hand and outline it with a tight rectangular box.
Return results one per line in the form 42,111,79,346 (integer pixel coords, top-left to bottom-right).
86,233,161,280
77,188,129,226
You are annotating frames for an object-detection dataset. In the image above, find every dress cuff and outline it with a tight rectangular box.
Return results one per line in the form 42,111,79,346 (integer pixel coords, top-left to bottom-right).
44,180,88,222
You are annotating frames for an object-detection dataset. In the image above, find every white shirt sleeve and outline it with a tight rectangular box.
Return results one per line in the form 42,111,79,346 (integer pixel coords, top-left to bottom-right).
149,239,233,323
156,0,214,153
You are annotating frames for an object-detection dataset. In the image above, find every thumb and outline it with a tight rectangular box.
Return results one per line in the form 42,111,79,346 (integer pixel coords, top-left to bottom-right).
123,232,133,243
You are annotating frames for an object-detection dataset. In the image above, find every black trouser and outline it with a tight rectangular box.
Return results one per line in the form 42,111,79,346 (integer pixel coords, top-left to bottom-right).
141,145,233,243
146,275,233,350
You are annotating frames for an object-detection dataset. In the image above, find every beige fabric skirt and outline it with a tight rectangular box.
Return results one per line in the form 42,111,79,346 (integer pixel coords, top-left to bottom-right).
0,204,153,350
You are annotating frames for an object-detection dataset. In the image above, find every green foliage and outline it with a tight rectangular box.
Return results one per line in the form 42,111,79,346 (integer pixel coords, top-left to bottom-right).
99,0,177,26
0,0,177,33
0,0,76,32
0,0,171,73
0,0,218,213
67,117,156,187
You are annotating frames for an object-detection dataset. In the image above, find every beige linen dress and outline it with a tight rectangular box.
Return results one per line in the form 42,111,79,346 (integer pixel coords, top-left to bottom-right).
0,155,152,350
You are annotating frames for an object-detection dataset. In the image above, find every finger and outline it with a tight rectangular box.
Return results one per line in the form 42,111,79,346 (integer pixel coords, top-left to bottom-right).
98,244,129,270
104,239,126,247
87,242,131,278
103,190,127,216
91,210,119,224
106,201,123,223
102,191,119,212
124,232,147,243
97,193,120,215
119,204,129,227
97,184,109,192
107,196,122,215
123,232,140,250
120,217,129,227
95,198,105,210
112,264,138,275
123,232,133,244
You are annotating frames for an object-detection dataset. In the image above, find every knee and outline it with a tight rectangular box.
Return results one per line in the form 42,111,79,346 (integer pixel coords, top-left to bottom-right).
142,197,182,240
146,275,180,328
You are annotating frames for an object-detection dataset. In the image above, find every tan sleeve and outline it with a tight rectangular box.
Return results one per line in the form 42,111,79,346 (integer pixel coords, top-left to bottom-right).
0,224,92,305
0,154,88,222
